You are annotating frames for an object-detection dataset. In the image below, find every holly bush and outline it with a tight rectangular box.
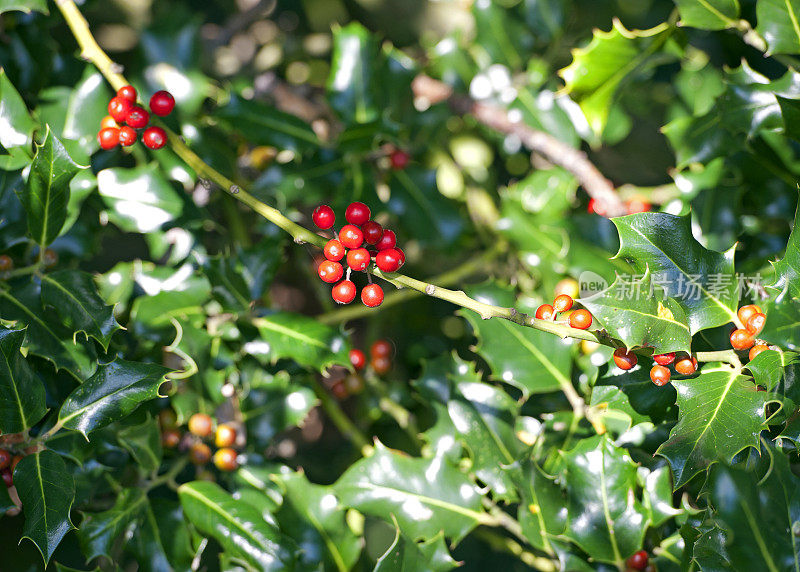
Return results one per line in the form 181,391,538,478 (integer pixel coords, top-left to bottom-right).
2,0,800,570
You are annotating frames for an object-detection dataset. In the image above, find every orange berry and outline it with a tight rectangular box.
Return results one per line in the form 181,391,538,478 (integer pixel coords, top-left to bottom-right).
730,328,755,351
370,339,393,359
161,429,181,449
745,313,766,335
331,381,348,399
612,348,637,370
100,115,118,130
215,424,237,448
674,355,697,375
653,353,675,366
535,304,555,320
554,278,580,299
188,413,213,437
569,309,592,330
749,344,770,361
372,356,392,375
213,448,238,471
650,365,671,386
737,304,762,325
189,442,211,465
0,449,10,470
553,294,574,313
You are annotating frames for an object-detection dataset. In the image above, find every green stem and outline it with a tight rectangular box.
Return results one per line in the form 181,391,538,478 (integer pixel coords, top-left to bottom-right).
471,528,557,572
309,376,371,454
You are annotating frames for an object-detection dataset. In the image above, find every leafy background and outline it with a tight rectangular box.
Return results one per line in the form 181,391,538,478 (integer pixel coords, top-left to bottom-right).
1,0,800,570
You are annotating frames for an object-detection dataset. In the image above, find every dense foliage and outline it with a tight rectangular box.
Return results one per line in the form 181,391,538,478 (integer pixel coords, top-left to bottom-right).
2,0,800,570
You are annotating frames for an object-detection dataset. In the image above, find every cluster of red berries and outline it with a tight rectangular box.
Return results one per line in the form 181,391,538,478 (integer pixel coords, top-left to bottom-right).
97,85,175,151
611,348,698,386
588,196,651,217
313,202,405,308
331,339,395,399
729,304,769,358
159,409,239,472
0,448,22,491
0,250,57,277
535,294,593,330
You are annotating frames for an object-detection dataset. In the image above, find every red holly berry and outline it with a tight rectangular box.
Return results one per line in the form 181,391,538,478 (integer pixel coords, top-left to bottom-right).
108,96,133,123
98,127,120,150
331,380,348,399
569,309,592,330
1,470,11,488
345,202,371,225
535,304,555,320
650,365,671,386
613,348,637,370
339,225,364,249
362,221,384,245
587,198,607,217
372,356,391,374
117,85,137,102
188,413,213,437
553,294,574,313
626,550,648,571
376,248,403,272
625,197,651,214
674,355,697,375
161,429,181,449
730,328,755,351
313,205,335,229
125,106,150,129
361,284,384,307
737,304,762,325
318,260,344,283
0,255,13,272
118,126,137,147
189,442,212,465
389,149,410,170
745,313,766,335
394,247,406,267
345,249,369,272
149,90,175,116
0,450,10,470
371,339,392,359
375,229,397,251
332,280,357,304
324,239,345,261
653,352,675,366
350,349,367,370
100,115,118,130
749,344,770,361
142,126,167,150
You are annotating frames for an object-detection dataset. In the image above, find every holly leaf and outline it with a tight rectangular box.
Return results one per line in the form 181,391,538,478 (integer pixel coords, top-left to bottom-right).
58,359,170,438
745,349,799,392
580,269,692,354
770,195,800,300
273,469,362,571
328,23,379,124
202,255,252,313
657,365,767,488
41,270,121,351
178,480,298,570
16,450,76,565
252,312,350,371
97,166,183,233
78,488,148,563
643,466,681,527
217,95,319,152
335,442,485,543
561,435,649,565
117,416,163,474
374,523,457,572
674,0,740,30
756,0,800,55
19,126,86,248
559,19,670,137
0,69,36,164
462,283,572,398
62,69,114,155
612,212,739,334
0,0,48,13
0,327,46,433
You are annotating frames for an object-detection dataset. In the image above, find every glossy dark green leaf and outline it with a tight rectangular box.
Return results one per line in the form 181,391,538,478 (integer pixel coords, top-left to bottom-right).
328,23,379,124
592,365,678,428
657,365,767,488
448,378,520,501
129,269,210,328
698,450,800,571
217,96,319,152
559,20,670,136
505,456,567,555
770,196,800,300
756,0,800,55
335,442,485,542
0,69,36,168
0,327,46,433
720,65,800,137
41,270,121,350
643,466,681,527
373,525,457,572
612,212,739,334
61,69,113,155
274,469,361,571
675,0,740,29
78,488,148,563
242,380,316,448
19,126,85,247
745,349,799,391
252,312,350,371
128,498,174,572
779,96,800,142
96,166,183,233
202,255,252,312
580,269,692,354
560,435,649,566
117,416,163,474
462,283,572,398
58,359,170,438
0,280,97,379
0,0,48,13
178,480,297,570
16,450,76,564
662,110,737,168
